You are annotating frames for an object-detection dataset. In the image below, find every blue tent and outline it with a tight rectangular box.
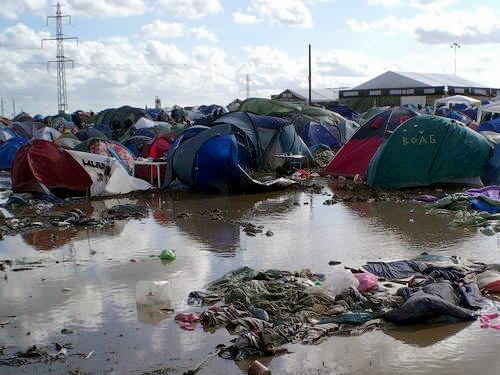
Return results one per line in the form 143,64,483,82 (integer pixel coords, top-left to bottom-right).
478,118,500,133
191,104,228,126
165,112,312,193
461,107,477,121
325,103,358,120
449,111,472,124
75,127,108,141
295,120,340,149
0,128,16,142
0,137,28,170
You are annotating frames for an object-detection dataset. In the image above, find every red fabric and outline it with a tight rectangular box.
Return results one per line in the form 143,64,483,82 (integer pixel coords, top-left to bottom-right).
147,134,174,159
370,116,384,129
134,163,166,187
323,137,384,177
12,140,92,194
175,312,200,331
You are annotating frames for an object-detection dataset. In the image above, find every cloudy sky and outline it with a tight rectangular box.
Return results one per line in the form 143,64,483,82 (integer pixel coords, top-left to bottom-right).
0,0,499,115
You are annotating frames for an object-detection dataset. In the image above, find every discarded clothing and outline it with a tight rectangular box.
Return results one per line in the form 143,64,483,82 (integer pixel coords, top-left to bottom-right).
174,312,200,330
458,283,485,310
363,260,428,279
465,186,500,204
318,312,375,325
414,194,439,203
480,313,500,330
384,292,476,325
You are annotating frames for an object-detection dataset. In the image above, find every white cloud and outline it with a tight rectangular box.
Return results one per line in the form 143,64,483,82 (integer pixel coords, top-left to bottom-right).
190,26,217,42
66,0,148,17
140,20,185,39
251,0,313,28
2,21,500,116
0,23,49,49
1,0,47,20
154,0,222,19
367,0,401,7
0,23,235,114
409,0,458,9
232,0,332,28
367,0,457,8
232,11,260,25
139,21,217,42
347,5,500,45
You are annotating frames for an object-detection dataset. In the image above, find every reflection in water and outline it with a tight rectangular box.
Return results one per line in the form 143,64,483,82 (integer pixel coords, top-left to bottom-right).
345,200,474,249
383,322,473,348
1,186,500,374
21,221,127,251
136,303,173,325
147,191,303,255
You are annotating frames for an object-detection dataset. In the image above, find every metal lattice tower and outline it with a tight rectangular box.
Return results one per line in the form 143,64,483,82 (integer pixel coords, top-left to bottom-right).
42,3,78,114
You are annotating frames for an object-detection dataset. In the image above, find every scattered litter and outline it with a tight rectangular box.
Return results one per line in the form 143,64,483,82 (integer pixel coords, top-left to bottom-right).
159,250,176,261
0,316,16,327
180,254,496,361
248,360,272,375
175,313,200,331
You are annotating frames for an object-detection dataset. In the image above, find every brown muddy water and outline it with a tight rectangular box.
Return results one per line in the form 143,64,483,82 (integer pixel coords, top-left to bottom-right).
1,182,500,374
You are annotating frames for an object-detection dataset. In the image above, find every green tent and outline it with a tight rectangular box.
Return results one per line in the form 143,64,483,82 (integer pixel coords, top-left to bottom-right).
367,115,492,188
237,98,360,145
238,98,344,126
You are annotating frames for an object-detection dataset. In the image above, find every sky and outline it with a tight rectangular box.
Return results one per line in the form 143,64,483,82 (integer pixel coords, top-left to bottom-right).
1,0,500,115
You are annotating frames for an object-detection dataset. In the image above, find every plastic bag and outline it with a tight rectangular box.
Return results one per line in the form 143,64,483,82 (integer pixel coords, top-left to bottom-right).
323,266,359,295
477,270,500,292
353,272,378,292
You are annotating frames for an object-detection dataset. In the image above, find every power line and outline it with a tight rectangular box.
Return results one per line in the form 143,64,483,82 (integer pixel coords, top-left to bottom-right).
0,61,221,67
41,2,78,114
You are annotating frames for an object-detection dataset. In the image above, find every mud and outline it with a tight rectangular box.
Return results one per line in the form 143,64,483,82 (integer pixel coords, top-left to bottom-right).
1,179,500,374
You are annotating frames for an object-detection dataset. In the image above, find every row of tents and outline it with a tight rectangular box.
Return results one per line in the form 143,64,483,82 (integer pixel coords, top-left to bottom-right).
1,95,500,197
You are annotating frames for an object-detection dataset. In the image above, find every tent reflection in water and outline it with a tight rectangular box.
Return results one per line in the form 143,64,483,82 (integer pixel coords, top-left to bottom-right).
165,112,312,193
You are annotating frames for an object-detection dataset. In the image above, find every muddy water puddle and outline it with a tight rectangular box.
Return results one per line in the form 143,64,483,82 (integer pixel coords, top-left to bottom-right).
1,185,500,374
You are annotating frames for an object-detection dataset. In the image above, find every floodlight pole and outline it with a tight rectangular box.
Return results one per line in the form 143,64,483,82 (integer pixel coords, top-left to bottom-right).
451,42,461,75
308,44,312,105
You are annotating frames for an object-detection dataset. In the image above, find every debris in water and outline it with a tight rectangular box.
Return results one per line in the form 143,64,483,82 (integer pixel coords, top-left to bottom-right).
159,250,176,261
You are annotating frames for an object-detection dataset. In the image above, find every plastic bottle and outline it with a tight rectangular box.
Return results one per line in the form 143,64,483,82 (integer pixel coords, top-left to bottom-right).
136,281,172,306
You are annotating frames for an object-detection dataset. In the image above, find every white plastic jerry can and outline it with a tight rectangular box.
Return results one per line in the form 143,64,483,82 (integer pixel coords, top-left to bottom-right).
136,281,172,306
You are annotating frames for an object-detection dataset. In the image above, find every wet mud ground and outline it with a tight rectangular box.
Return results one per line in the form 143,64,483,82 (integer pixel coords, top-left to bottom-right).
1,180,500,374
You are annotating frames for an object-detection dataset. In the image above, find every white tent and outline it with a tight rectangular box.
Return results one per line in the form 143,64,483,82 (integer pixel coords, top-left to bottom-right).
66,150,152,196
477,101,500,122
434,95,481,112
133,117,173,130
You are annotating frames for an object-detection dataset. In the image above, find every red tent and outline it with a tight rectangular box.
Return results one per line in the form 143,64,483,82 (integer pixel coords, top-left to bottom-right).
145,133,175,159
12,140,92,196
323,108,417,177
133,134,174,186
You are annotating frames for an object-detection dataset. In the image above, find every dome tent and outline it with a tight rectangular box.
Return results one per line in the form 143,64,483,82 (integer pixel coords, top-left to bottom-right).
12,140,92,196
324,107,418,177
93,106,151,139
237,98,359,146
367,115,491,188
165,112,312,193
